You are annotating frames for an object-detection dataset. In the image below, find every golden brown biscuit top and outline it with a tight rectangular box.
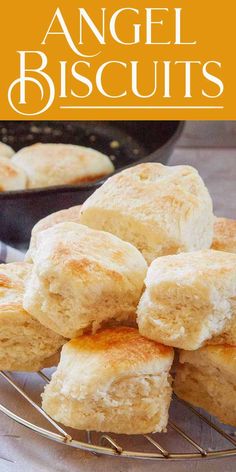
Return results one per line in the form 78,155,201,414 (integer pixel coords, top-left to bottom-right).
146,249,236,289
32,206,82,236
69,327,173,367
56,328,174,398
0,160,18,178
80,163,213,233
30,222,147,283
0,156,27,191
12,143,114,188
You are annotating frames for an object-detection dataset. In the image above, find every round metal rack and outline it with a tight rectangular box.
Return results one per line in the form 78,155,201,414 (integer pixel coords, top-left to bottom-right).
0,370,236,462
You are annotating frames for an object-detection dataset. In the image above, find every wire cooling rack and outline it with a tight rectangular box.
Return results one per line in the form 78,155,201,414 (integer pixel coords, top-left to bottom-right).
0,370,236,462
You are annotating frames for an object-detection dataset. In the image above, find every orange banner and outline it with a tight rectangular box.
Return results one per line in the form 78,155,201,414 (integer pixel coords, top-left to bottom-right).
0,0,235,119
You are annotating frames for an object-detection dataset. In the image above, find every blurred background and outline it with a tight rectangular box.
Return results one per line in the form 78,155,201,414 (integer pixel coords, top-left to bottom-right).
171,121,236,218
0,120,235,249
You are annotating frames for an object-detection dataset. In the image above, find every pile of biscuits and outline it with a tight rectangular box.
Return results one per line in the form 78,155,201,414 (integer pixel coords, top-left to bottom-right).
0,142,114,191
1,162,236,435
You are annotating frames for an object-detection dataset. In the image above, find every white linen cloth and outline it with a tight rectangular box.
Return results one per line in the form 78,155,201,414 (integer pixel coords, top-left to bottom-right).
0,241,24,263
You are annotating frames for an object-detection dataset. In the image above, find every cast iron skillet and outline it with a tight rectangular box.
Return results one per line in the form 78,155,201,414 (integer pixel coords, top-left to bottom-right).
0,121,184,246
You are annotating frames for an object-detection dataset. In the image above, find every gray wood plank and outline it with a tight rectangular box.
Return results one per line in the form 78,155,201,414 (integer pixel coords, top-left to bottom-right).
178,122,236,148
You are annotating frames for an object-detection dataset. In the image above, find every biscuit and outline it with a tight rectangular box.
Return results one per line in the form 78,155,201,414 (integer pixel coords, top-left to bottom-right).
210,218,236,344
26,205,82,260
0,156,27,191
0,263,66,371
24,223,147,338
0,142,15,159
12,143,114,189
174,345,236,427
137,250,236,350
42,327,174,434
212,217,236,253
80,163,214,264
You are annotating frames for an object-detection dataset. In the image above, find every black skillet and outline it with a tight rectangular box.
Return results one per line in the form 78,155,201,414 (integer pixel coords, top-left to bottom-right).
0,121,184,247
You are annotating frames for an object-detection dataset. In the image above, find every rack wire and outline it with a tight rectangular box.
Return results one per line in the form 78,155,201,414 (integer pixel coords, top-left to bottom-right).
0,369,235,462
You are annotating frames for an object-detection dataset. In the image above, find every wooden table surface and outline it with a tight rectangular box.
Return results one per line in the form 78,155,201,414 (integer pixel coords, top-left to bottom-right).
0,121,236,472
